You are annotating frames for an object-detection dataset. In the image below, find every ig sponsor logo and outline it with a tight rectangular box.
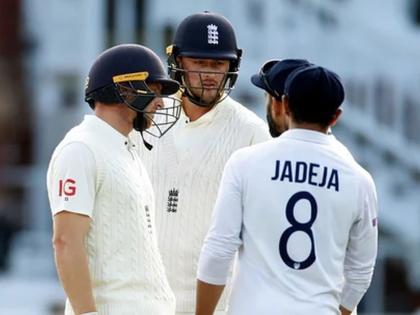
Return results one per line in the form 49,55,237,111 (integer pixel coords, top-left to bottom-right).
59,179,77,200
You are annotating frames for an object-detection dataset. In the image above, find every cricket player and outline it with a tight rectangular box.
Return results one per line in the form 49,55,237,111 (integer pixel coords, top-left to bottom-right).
196,65,378,315
135,11,270,315
47,44,181,315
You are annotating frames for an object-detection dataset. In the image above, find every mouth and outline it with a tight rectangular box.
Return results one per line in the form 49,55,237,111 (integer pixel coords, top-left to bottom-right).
202,81,218,89
144,111,155,121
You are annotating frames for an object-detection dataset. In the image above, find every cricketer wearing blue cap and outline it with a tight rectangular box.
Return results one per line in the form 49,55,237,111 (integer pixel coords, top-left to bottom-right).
250,59,311,137
196,64,378,315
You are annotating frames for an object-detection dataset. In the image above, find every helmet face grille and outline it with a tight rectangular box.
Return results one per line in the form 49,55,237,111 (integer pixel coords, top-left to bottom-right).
168,66,238,107
141,96,182,137
115,81,182,136
115,81,155,111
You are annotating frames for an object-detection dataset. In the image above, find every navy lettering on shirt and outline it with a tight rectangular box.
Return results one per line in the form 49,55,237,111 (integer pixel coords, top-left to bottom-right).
271,160,339,191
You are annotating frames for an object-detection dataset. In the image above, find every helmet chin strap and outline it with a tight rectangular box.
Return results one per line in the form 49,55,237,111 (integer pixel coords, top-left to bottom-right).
183,88,221,108
181,75,224,108
133,114,153,150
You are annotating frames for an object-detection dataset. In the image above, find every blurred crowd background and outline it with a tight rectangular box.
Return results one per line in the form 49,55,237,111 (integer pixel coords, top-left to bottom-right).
0,0,419,314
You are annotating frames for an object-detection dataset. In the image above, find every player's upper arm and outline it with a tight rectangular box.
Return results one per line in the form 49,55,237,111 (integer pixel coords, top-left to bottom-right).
340,172,378,309
210,150,244,236
53,211,92,246
352,173,378,246
197,151,245,285
47,142,96,217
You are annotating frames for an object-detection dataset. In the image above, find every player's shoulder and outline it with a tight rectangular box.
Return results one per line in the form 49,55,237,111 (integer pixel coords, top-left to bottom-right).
354,162,375,189
47,141,96,189
56,141,93,157
329,135,355,160
229,137,278,164
59,118,94,143
337,150,375,190
51,121,97,162
51,140,95,170
221,96,266,127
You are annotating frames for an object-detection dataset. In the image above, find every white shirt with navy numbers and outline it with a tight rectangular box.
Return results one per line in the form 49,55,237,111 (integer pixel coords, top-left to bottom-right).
198,129,378,315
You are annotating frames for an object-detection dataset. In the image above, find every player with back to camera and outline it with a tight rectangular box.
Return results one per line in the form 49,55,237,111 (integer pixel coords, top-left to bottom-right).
249,57,360,314
196,64,378,315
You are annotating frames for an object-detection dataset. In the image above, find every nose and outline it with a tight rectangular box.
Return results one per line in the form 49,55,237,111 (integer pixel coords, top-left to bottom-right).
202,69,217,78
150,97,163,111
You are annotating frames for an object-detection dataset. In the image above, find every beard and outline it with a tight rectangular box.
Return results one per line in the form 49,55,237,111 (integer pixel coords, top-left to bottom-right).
266,111,282,137
191,87,221,106
182,72,226,107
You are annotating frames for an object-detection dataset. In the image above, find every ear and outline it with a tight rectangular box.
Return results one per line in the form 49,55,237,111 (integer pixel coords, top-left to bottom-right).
282,95,291,117
271,96,282,116
329,108,342,127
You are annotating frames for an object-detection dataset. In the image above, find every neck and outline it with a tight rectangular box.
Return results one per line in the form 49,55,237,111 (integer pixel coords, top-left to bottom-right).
182,96,214,121
288,121,329,134
94,103,134,136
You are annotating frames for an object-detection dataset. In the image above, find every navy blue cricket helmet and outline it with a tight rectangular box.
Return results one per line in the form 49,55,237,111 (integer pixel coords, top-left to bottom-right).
84,44,181,137
85,44,179,111
166,11,243,106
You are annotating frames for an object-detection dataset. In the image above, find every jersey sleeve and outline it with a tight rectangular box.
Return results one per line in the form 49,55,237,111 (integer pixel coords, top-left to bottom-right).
197,151,244,285
340,173,378,310
47,142,96,217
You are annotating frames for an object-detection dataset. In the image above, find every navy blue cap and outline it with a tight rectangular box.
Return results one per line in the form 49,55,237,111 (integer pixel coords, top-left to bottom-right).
251,59,311,98
284,65,345,111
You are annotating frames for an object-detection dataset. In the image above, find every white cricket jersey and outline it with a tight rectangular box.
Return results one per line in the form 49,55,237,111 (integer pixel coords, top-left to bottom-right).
198,129,378,315
135,96,270,312
47,115,175,315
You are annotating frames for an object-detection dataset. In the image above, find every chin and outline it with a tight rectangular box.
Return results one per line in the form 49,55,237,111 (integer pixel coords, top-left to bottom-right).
203,93,221,104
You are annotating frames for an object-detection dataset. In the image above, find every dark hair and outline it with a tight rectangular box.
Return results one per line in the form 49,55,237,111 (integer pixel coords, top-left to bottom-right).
284,65,345,126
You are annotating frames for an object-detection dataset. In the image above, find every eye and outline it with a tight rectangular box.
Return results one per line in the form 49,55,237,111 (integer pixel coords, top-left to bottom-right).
215,60,229,69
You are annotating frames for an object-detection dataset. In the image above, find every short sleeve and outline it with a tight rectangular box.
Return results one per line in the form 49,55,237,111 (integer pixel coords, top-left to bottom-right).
47,142,96,217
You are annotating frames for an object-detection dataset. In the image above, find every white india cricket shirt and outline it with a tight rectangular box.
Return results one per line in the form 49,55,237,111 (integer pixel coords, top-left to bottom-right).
198,129,378,315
